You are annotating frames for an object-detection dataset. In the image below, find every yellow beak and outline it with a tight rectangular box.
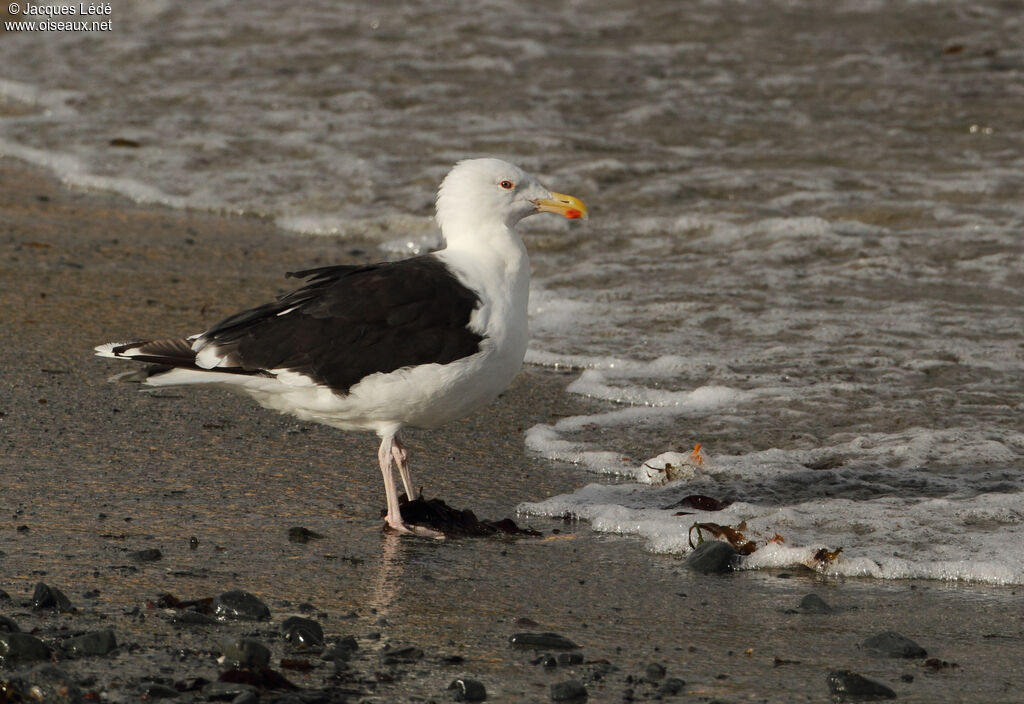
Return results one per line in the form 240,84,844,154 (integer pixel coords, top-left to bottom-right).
534,191,588,220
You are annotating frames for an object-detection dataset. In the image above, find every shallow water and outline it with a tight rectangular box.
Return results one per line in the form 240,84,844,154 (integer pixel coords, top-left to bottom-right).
2,0,1022,583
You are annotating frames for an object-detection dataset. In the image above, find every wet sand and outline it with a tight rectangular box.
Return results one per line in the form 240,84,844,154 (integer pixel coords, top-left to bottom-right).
2,158,1023,702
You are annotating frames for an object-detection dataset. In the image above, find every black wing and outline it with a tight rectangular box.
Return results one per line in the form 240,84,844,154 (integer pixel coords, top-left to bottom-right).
196,255,484,393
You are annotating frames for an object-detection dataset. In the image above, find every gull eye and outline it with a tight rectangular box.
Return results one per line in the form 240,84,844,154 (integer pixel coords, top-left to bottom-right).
499,179,515,190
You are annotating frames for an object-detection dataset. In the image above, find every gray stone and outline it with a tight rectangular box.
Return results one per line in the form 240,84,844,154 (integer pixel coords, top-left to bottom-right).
201,680,259,701
550,679,588,701
212,589,270,621
683,541,738,574
129,548,163,562
63,629,117,657
381,644,424,664
0,631,52,665
863,631,927,658
220,638,271,668
288,526,325,543
321,635,358,662
31,581,72,612
0,615,20,633
282,616,325,650
644,662,666,682
141,682,181,699
659,677,685,695
509,632,580,650
798,593,834,614
449,677,487,701
827,669,896,698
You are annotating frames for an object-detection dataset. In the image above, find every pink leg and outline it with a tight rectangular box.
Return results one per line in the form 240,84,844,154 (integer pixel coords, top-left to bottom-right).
377,434,443,539
392,435,420,500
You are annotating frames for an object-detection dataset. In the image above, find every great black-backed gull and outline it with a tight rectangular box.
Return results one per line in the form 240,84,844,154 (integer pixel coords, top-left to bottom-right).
95,158,587,538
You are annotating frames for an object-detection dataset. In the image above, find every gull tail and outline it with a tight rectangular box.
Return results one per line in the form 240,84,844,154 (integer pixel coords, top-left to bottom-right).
94,338,200,383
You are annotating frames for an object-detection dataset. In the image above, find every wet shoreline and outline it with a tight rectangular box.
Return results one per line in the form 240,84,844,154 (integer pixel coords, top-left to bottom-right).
2,159,1024,702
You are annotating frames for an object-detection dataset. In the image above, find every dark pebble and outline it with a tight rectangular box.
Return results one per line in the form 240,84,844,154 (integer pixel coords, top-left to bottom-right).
0,615,20,633
212,589,271,621
381,644,424,664
282,615,325,651
2,664,83,703
683,541,738,574
550,679,588,701
321,635,358,662
534,654,557,668
863,631,927,658
288,526,325,543
141,682,182,699
31,581,73,612
644,662,666,682
129,548,163,562
221,638,271,668
169,611,220,627
509,632,581,650
0,589,10,600
0,631,52,665
231,691,259,704
827,669,896,698
202,680,259,701
449,677,488,701
558,652,584,666
799,593,834,614
659,677,685,695
62,629,118,657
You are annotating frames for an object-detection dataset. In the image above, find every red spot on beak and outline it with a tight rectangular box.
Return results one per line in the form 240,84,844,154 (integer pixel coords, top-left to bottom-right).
564,209,582,219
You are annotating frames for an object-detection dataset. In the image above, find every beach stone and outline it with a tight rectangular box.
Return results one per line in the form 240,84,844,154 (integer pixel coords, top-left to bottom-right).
212,589,270,621
509,632,581,650
0,631,52,665
221,638,271,668
170,611,219,627
62,629,117,657
683,541,738,574
2,664,83,703
141,682,181,699
282,616,325,650
0,615,20,633
550,679,588,701
535,654,557,668
288,526,325,543
827,669,896,698
31,581,72,611
799,593,834,614
129,548,163,562
449,677,487,701
231,691,259,704
321,635,358,662
644,662,666,682
558,652,584,665
863,631,927,658
0,589,9,601
381,644,424,664
659,677,685,695
202,680,258,701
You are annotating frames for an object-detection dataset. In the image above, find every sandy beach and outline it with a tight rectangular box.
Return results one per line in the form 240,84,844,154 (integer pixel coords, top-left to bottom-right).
2,158,1023,702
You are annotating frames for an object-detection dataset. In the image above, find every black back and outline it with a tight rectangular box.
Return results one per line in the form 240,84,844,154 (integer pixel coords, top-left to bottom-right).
197,255,484,393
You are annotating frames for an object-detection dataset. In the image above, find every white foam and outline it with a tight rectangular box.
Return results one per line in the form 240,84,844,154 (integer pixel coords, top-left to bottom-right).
521,429,1024,584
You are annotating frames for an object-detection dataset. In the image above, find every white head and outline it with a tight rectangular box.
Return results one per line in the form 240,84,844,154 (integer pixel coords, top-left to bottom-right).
435,158,586,246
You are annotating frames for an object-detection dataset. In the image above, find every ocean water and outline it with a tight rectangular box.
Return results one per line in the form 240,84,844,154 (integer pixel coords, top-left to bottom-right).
2,0,1022,582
